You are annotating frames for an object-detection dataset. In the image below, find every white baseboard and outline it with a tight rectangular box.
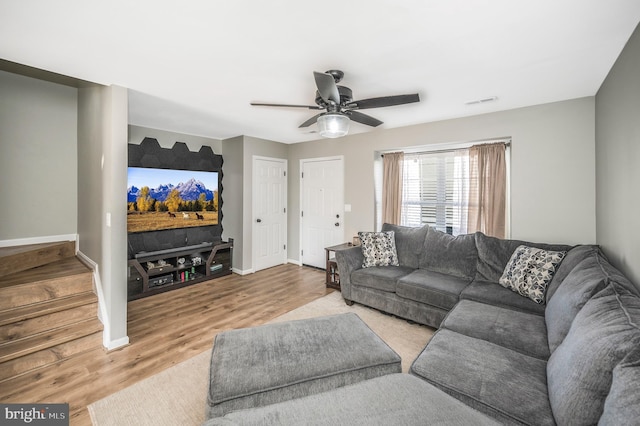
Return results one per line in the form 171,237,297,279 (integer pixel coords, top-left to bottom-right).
0,233,77,248
76,250,129,351
106,336,130,351
235,261,301,274
232,267,255,275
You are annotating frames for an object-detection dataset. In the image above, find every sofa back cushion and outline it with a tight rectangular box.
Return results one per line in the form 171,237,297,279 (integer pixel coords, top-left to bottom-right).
545,245,601,302
381,223,429,269
474,232,572,283
599,348,640,425
547,283,640,425
598,256,640,296
419,228,477,280
545,253,608,353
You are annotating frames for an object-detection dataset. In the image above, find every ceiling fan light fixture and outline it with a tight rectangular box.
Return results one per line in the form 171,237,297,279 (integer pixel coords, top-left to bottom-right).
250,70,420,137
317,113,350,138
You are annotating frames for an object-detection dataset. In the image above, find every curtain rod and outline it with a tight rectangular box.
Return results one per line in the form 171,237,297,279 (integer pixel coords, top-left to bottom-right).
381,139,511,157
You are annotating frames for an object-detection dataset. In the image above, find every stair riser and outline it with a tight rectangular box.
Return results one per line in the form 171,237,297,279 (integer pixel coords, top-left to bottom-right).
0,303,98,342
0,318,103,364
0,241,75,277
0,273,93,311
0,292,98,327
0,331,103,382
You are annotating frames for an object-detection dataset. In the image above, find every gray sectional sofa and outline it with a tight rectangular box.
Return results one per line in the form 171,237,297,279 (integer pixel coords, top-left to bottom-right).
337,224,640,425
206,224,640,425
336,223,575,328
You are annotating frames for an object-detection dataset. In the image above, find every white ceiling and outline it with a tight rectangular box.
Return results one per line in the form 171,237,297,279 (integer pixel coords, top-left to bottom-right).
1,1,639,143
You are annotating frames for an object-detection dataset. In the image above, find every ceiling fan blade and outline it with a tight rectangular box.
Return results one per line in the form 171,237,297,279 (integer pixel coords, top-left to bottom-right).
251,102,323,110
298,113,323,128
347,111,383,127
313,71,340,104
345,93,420,110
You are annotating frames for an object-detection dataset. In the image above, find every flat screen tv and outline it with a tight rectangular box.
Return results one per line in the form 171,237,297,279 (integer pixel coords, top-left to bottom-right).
127,167,219,233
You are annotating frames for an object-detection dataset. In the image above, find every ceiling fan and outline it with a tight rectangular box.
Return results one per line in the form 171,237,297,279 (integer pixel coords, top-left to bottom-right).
251,70,420,138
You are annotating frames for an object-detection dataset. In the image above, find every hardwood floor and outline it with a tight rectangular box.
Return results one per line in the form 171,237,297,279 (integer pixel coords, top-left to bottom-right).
0,264,331,425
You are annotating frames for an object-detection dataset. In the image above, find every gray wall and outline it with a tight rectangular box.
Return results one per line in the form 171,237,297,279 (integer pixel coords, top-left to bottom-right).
220,136,244,270
0,70,78,241
287,97,597,262
78,84,129,348
77,86,104,272
595,22,640,286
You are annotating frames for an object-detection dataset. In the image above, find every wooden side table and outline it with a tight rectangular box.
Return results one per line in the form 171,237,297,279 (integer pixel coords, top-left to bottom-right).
324,243,355,290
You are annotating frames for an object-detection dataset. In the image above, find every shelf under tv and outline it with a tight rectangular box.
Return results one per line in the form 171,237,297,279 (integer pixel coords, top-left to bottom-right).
127,239,233,300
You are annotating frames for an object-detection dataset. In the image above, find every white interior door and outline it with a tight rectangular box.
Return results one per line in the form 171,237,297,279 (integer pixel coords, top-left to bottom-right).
301,157,344,268
253,157,287,272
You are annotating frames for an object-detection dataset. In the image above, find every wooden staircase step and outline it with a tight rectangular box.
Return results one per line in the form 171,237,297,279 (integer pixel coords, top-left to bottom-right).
0,245,105,384
0,301,98,341
0,241,75,276
0,258,93,311
0,292,98,327
0,331,103,383
0,318,103,364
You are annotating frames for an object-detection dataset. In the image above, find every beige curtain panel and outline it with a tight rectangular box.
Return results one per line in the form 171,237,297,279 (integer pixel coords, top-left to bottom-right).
382,152,404,225
467,143,507,238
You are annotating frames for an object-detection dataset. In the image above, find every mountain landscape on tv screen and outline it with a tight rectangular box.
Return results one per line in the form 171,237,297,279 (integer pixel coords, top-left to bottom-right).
127,168,220,233
127,178,214,203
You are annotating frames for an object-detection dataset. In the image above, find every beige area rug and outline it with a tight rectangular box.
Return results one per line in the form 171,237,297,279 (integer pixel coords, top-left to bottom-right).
88,292,434,426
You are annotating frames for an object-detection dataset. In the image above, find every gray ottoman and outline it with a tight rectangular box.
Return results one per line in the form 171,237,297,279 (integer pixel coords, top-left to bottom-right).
204,374,502,426
205,313,401,420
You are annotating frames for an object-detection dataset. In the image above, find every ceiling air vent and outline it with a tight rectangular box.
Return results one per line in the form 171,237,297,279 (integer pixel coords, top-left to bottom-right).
465,96,498,106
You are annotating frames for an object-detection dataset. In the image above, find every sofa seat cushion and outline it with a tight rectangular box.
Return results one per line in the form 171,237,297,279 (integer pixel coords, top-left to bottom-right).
441,299,550,359
349,284,450,328
351,266,414,292
396,269,470,310
419,228,478,280
203,374,502,426
547,283,640,426
545,253,608,353
475,232,572,283
206,313,401,419
460,280,546,315
410,329,554,426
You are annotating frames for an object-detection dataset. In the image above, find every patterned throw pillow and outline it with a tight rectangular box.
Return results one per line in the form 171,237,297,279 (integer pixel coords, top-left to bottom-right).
499,245,566,304
358,231,399,268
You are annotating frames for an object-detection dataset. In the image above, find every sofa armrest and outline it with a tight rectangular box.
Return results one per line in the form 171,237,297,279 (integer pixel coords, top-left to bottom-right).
335,246,364,301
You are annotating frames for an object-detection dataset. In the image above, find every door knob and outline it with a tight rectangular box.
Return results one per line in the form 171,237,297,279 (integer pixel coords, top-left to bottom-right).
256,219,262,223
335,222,340,227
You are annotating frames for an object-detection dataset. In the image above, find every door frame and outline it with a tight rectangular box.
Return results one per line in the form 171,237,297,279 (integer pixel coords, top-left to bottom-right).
252,155,288,272
299,155,345,267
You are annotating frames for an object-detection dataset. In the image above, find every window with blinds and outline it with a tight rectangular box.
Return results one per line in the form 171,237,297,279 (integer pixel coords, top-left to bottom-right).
401,150,470,235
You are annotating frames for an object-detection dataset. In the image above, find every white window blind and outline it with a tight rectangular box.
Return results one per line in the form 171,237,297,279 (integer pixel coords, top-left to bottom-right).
401,150,469,235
